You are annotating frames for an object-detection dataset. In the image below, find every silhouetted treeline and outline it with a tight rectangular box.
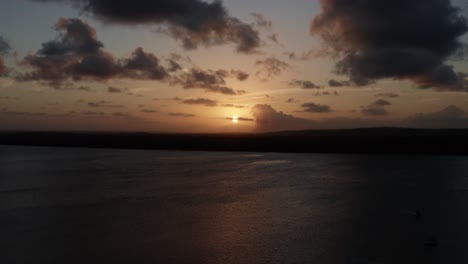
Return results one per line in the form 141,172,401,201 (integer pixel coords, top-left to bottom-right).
1,128,468,155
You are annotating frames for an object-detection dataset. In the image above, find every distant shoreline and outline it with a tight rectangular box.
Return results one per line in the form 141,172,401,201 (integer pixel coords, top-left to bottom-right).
1,128,468,155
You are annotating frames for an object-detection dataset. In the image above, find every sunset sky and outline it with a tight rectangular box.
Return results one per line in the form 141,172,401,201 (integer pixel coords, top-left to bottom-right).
1,0,468,132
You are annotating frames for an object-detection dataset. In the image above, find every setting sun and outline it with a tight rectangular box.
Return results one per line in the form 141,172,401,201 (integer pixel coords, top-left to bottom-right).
232,116,239,123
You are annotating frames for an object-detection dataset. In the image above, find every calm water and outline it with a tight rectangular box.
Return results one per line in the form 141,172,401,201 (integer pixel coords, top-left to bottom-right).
1,146,468,264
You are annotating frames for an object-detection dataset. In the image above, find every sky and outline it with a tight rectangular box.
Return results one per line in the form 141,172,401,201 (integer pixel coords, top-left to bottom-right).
1,0,468,133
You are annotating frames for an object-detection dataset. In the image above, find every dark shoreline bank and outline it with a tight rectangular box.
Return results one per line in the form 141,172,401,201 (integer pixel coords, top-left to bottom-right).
1,127,468,155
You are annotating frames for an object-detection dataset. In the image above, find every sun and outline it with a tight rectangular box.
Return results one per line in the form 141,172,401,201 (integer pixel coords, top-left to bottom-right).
232,116,239,123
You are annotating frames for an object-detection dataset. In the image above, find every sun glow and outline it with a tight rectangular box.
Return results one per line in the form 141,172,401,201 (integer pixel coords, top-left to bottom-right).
232,116,239,123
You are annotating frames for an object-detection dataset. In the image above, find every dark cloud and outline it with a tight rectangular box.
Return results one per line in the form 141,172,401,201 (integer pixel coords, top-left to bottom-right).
222,104,246,108
0,36,11,76
252,104,314,132
0,36,9,56
286,98,296,103
311,0,468,91
284,50,316,61
213,69,249,82
108,86,123,93
255,56,289,78
373,99,392,107
77,85,92,92
252,12,272,30
0,59,7,77
19,52,78,86
375,92,400,99
0,108,46,117
314,91,339,96
172,68,245,95
328,79,350,87
289,79,322,89
39,17,103,56
167,59,182,73
299,102,332,113
17,18,171,86
182,98,218,107
251,104,391,132
231,70,249,81
68,50,121,80
268,33,279,44
83,111,106,116
0,96,20,101
122,47,169,80
33,0,260,53
406,105,468,128
168,112,195,117
361,107,389,116
88,100,124,108
141,109,157,113
252,104,467,131
360,99,392,116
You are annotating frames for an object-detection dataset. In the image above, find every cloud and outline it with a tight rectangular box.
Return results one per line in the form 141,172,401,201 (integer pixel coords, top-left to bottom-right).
39,17,103,56
141,109,157,113
107,86,123,93
168,112,195,117
76,85,92,92
182,98,218,107
231,70,249,81
268,33,279,44
0,36,9,56
0,36,11,76
121,47,169,80
17,18,171,87
373,99,392,106
285,50,317,61
311,0,468,91
88,100,124,108
33,0,260,53
0,58,7,77
252,104,468,131
360,100,392,116
314,91,339,96
17,18,248,93
375,92,400,99
406,105,468,128
361,107,388,116
0,108,46,116
0,96,20,101
252,104,315,132
251,104,393,132
289,79,322,89
222,104,246,108
226,116,255,121
299,102,332,113
252,12,272,30
171,68,245,95
83,111,105,116
328,79,350,87
255,56,289,78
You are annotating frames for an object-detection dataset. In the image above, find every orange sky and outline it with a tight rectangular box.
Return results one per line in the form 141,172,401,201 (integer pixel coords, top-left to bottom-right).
1,0,468,132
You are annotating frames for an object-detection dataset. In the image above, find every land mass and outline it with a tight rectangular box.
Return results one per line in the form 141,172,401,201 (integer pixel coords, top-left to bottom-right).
1,127,468,155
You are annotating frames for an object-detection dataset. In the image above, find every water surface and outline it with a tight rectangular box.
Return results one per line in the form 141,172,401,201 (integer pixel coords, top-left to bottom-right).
1,146,468,263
